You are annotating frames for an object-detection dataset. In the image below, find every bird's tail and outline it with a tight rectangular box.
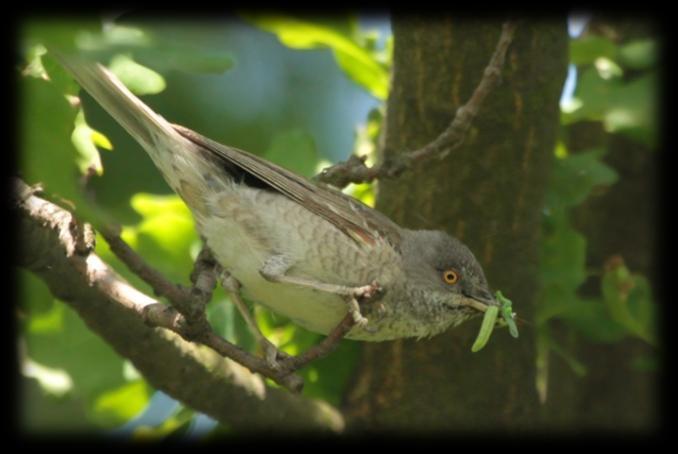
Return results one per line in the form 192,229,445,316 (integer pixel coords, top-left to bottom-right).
51,51,219,213
52,51,186,155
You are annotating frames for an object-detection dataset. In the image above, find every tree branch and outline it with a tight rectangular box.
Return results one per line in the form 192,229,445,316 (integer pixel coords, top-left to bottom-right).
316,20,518,188
13,178,344,432
99,226,357,391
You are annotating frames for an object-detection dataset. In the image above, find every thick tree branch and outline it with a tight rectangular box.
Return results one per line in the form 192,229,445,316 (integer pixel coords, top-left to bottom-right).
99,227,357,391
14,178,344,432
316,20,517,188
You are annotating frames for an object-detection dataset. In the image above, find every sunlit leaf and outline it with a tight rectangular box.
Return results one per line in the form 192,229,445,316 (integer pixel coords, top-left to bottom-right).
124,193,197,282
22,20,100,53
109,54,166,95
130,192,192,219
247,15,389,99
563,66,656,147
75,23,152,51
22,357,74,396
22,44,49,79
91,129,113,150
71,109,105,176
93,381,151,425
24,300,130,429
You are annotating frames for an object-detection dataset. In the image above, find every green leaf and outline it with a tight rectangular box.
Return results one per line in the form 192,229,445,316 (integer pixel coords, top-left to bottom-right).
539,220,587,290
130,192,192,218
617,39,657,70
601,261,657,346
206,295,256,353
299,339,360,406
109,54,166,95
557,297,628,343
247,15,389,99
22,20,101,54
570,35,617,66
544,148,618,212
264,129,319,178
71,109,108,176
23,300,130,428
22,44,49,79
20,75,82,204
124,193,198,283
603,72,657,146
563,67,657,147
93,381,151,426
75,23,152,51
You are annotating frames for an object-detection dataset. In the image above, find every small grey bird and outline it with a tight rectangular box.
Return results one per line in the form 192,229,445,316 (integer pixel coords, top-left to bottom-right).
55,54,497,357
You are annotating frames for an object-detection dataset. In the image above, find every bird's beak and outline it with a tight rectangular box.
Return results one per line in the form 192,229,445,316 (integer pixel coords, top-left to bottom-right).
462,287,499,312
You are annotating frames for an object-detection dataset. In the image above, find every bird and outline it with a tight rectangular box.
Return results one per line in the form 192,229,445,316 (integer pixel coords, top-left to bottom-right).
54,52,498,367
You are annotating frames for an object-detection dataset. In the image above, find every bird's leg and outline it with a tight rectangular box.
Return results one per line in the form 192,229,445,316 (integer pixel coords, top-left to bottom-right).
219,271,289,370
259,254,383,329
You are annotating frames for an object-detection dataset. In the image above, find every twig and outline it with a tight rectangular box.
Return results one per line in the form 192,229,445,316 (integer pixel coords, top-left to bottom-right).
316,20,518,188
281,314,355,370
14,177,344,430
100,228,307,390
101,228,359,392
100,227,197,317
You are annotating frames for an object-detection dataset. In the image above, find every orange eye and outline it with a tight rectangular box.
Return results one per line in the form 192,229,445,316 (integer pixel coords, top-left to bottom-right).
443,269,459,285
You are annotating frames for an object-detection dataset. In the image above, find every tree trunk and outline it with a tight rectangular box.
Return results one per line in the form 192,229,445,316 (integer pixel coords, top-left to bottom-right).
344,17,568,430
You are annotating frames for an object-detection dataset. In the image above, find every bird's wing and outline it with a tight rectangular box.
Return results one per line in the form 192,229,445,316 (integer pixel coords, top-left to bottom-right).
52,51,401,250
173,124,402,250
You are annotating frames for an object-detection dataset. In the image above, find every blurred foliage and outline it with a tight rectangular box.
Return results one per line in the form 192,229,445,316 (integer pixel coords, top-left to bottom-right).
564,34,657,147
19,16,377,437
18,16,658,435
245,14,391,100
535,25,658,403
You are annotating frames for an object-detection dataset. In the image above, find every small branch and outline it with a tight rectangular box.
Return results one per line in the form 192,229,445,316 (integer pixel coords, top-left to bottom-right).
281,314,355,370
101,227,195,313
100,228,308,391
101,225,359,392
13,178,344,431
316,20,518,188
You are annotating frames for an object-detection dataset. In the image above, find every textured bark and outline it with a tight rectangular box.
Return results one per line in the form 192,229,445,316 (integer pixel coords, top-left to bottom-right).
344,18,568,430
14,179,344,433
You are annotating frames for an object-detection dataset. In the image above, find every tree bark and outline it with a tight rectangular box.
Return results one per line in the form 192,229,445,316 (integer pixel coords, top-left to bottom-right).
344,17,568,430
14,179,344,433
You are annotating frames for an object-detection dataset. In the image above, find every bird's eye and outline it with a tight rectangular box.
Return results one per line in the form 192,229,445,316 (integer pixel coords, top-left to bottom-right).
442,269,460,285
